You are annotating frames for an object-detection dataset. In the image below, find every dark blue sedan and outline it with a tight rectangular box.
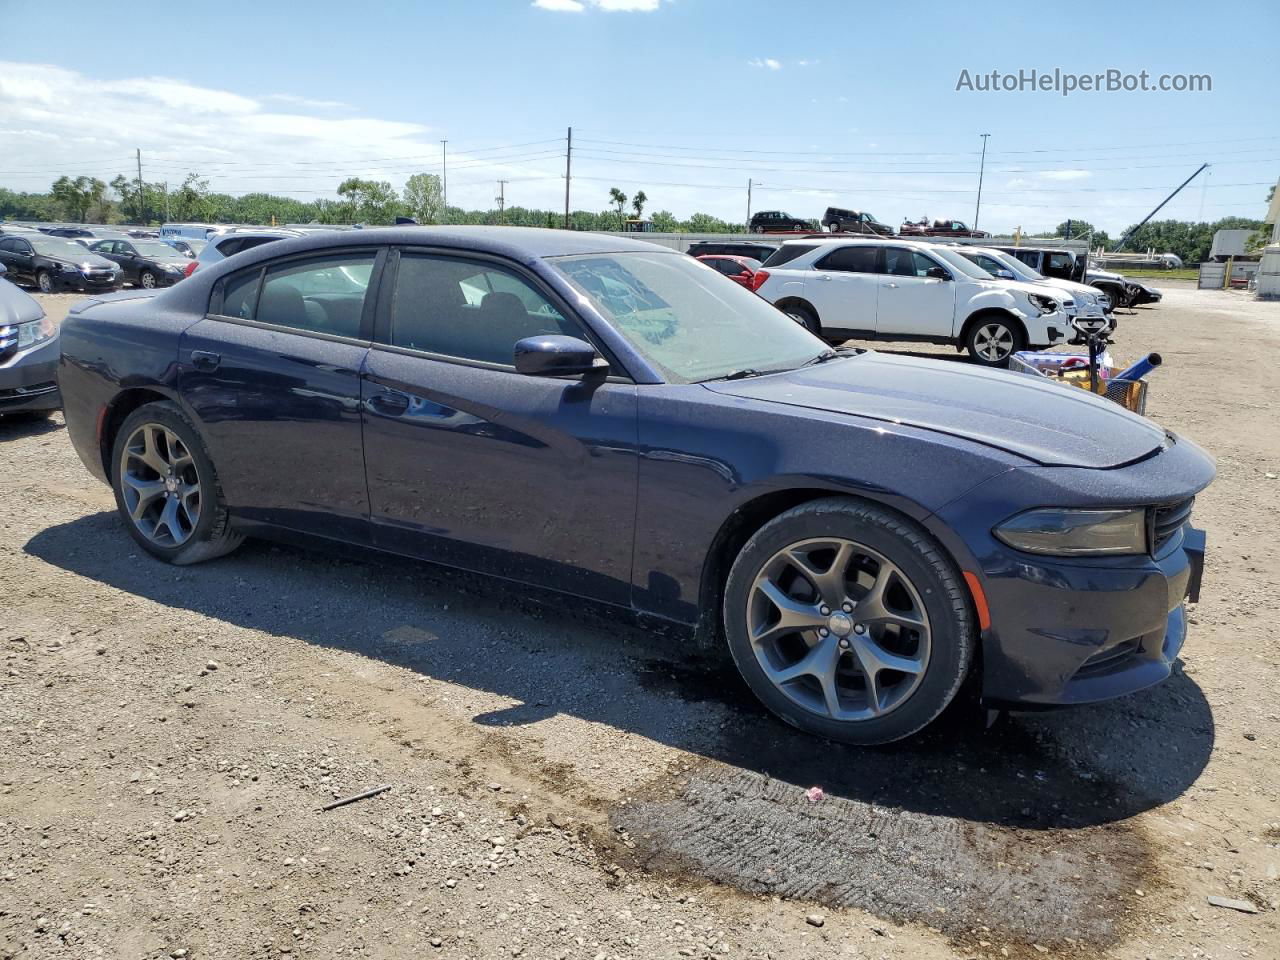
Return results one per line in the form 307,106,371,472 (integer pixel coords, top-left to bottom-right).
56,227,1213,744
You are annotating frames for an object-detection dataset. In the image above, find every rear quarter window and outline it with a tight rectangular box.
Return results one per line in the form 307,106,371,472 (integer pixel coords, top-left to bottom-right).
761,244,819,267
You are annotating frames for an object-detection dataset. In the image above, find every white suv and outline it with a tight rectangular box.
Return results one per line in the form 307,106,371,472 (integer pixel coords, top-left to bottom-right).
754,238,1071,366
957,246,1116,340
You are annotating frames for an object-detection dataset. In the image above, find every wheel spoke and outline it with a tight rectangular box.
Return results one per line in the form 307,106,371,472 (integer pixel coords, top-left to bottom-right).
786,540,853,608
156,496,183,543
855,565,926,631
122,476,165,520
137,426,169,476
752,577,826,645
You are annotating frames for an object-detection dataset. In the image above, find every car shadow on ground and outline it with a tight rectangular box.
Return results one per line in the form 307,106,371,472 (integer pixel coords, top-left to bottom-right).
0,412,63,442
27,512,1215,836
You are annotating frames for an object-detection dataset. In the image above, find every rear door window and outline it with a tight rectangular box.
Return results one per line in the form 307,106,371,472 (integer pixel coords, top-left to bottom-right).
814,245,879,273
257,255,375,338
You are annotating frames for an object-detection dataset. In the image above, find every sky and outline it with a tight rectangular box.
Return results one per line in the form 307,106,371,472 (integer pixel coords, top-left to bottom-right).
0,0,1277,236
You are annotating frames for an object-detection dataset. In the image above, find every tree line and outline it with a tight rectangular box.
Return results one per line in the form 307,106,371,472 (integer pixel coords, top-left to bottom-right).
0,173,750,234
1035,216,1269,264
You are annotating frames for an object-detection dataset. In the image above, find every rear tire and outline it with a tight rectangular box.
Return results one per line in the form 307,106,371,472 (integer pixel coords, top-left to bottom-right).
723,497,974,745
782,303,820,335
110,401,243,565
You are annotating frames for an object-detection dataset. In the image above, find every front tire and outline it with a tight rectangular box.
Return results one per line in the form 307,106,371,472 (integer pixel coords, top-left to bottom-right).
37,270,54,294
723,498,974,745
139,270,157,289
110,401,243,565
965,316,1025,367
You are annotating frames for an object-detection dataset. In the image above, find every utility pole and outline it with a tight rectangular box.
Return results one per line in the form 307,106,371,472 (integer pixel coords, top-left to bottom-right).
440,140,448,222
496,180,508,224
135,148,145,225
973,133,990,233
563,126,572,230
163,181,171,223
747,178,754,225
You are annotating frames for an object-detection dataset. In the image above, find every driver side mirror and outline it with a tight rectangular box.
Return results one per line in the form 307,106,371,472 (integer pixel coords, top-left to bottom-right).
994,269,1015,280
514,335,607,377
926,266,951,281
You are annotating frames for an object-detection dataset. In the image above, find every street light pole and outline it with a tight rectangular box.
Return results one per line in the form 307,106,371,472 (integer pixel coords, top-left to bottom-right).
747,178,753,225
974,133,990,232
440,140,448,223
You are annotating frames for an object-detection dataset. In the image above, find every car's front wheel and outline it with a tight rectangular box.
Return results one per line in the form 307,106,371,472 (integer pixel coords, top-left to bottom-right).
36,270,54,294
723,497,974,745
139,270,157,289
965,316,1025,366
110,401,243,565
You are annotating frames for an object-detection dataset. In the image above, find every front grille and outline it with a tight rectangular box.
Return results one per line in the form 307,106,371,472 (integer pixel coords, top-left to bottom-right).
1150,497,1195,554
0,324,16,362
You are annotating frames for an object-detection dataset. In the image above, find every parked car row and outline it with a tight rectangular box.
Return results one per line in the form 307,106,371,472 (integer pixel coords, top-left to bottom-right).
750,208,990,239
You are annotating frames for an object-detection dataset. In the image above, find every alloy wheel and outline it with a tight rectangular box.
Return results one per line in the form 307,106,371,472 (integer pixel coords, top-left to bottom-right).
118,423,201,547
746,537,931,721
140,272,156,289
973,322,1015,362
37,271,53,293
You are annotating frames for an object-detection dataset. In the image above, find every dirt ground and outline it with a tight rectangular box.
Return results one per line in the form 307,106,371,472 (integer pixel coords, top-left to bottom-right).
1,280,1277,960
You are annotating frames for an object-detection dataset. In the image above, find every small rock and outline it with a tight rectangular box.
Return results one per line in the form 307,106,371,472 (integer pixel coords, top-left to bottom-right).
173,810,190,822
1243,732,1257,741
95,646,106,655
1265,472,1278,480
206,660,219,671
487,782,503,792
1033,946,1049,955
430,938,442,948
1207,895,1259,914
805,913,825,927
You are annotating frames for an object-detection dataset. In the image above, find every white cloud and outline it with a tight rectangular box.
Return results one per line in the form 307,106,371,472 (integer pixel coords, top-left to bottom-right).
533,0,664,10
264,93,350,110
748,58,782,70
797,59,819,67
1037,169,1092,181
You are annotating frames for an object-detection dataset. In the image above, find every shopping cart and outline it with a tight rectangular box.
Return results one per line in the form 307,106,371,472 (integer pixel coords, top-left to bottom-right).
1008,353,1148,416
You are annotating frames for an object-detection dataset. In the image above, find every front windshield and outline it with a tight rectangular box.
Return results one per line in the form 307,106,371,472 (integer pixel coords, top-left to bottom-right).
552,252,828,383
933,248,996,280
31,237,97,259
986,250,1042,281
132,240,184,258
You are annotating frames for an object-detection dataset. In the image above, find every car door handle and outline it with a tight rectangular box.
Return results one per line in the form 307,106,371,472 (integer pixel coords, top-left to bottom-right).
367,391,410,416
882,282,899,289
815,274,832,281
190,350,221,371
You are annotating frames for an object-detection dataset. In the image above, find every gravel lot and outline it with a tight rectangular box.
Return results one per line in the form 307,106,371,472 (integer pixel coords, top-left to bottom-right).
2,280,1277,960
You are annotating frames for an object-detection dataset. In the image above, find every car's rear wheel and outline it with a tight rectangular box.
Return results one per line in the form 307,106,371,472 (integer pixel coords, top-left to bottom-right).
751,225,764,234
965,316,1024,366
139,270,157,289
723,497,974,745
110,401,243,565
782,303,820,335
37,270,53,294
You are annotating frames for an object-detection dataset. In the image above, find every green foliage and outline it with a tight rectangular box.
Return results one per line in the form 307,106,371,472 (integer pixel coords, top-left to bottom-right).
1117,216,1264,263
336,177,402,225
631,190,647,220
608,187,628,228
402,173,444,224
50,176,108,223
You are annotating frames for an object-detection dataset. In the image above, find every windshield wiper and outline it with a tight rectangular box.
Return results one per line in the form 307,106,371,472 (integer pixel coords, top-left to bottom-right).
801,349,842,367
719,368,765,380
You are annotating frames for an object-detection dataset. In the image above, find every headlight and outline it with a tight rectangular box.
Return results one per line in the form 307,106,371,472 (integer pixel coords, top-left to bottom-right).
1027,293,1059,314
16,315,57,350
994,508,1148,556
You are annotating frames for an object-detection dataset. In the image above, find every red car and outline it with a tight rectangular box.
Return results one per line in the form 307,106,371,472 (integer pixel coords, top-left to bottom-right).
696,254,766,291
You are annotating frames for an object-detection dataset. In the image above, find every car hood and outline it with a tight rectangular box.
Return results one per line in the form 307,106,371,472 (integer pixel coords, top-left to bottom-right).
0,277,45,325
704,351,1167,468
46,251,116,270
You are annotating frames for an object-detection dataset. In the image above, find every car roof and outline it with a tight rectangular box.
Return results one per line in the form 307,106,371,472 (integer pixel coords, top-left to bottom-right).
216,225,672,260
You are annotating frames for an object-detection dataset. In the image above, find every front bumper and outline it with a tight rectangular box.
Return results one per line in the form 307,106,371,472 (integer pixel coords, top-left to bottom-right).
931,434,1215,709
0,335,61,414
53,270,121,293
